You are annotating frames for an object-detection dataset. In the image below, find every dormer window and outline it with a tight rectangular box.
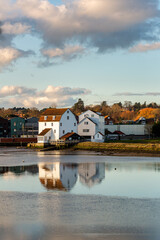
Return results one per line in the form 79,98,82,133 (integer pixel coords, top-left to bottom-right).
91,114,94,117
44,116,47,120
52,116,55,120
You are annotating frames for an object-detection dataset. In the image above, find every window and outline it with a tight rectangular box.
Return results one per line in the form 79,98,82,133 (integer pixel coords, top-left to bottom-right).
67,116,69,120
44,116,47,120
14,129,16,132
44,123,46,126
51,123,53,126
91,114,94,117
74,123,76,126
67,110,69,113
60,123,62,126
63,130,65,134
97,134,99,138
20,122,22,125
83,129,89,132
54,129,56,133
52,116,55,120
71,130,73,132
14,122,16,126
84,122,88,125
84,114,89,117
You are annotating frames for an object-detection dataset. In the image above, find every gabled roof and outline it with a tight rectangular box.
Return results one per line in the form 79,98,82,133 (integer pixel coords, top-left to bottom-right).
38,128,51,136
79,109,101,117
78,117,97,125
42,108,68,116
39,108,75,122
96,132,104,136
39,115,62,122
60,132,80,140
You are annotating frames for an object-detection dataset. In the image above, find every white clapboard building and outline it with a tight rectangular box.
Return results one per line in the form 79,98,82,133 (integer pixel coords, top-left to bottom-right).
78,110,105,142
38,108,78,143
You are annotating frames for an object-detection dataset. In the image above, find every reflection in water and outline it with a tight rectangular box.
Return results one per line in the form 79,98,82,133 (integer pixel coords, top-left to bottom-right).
0,165,38,176
78,163,105,187
0,161,160,198
39,163,78,191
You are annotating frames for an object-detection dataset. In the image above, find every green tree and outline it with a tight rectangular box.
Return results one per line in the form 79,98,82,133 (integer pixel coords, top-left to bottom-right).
152,122,160,137
73,98,84,113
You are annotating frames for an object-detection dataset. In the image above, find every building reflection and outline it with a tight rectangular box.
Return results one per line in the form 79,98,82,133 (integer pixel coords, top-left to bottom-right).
39,163,78,191
78,163,105,187
0,165,38,177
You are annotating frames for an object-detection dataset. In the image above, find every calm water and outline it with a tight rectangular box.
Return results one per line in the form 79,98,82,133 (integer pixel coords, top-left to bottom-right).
0,149,160,198
1,148,160,240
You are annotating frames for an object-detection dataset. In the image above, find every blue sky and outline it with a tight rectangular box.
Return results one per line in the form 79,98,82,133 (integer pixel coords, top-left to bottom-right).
0,0,160,108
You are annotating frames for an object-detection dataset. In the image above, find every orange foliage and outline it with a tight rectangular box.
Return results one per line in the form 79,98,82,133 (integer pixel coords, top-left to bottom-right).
134,108,158,120
120,110,135,120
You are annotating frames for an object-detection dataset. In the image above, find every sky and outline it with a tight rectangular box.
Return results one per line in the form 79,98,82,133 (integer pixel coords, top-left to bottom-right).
0,0,160,109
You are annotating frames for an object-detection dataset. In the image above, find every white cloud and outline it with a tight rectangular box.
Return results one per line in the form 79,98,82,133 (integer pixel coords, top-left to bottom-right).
1,22,31,35
0,47,34,69
0,86,36,97
0,0,159,65
0,47,21,68
130,42,160,52
0,85,91,108
42,45,85,60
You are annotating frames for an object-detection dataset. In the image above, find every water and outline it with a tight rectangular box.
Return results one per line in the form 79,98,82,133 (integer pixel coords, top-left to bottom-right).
1,148,160,240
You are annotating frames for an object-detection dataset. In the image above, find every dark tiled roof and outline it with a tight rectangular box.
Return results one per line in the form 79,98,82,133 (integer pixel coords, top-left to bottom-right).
42,108,68,116
60,132,81,140
38,128,51,136
113,131,125,135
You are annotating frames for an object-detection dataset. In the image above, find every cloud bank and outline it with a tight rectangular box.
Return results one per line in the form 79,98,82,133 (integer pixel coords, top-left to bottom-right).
114,92,160,96
0,85,91,108
0,0,159,68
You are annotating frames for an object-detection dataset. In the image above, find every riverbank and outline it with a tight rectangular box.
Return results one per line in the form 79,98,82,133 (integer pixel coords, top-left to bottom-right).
74,141,160,156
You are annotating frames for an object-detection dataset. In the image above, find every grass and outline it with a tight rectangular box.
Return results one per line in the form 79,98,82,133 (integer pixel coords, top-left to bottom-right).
74,141,160,154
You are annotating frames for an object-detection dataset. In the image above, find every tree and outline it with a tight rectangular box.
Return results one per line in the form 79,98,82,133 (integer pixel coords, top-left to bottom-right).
73,98,84,113
152,122,160,137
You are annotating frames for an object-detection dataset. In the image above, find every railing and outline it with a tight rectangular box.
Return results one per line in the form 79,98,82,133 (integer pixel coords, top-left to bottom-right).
50,139,80,145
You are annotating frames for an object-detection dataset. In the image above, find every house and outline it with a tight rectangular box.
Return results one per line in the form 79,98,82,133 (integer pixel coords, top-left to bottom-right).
92,132,105,142
60,132,82,141
38,108,78,143
78,110,104,141
0,117,9,137
23,117,38,137
8,117,25,137
105,116,114,125
106,130,125,140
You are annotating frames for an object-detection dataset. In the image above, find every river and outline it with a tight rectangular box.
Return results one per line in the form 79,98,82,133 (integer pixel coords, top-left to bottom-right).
0,147,160,240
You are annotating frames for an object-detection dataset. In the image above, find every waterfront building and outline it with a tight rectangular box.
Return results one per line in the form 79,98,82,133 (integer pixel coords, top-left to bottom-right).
38,108,78,143
0,117,9,137
78,110,104,141
9,117,25,137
